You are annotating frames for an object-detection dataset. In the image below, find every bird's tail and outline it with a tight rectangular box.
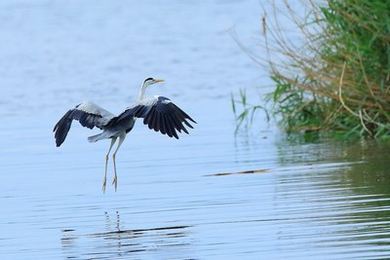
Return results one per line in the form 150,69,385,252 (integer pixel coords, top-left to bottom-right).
88,132,108,143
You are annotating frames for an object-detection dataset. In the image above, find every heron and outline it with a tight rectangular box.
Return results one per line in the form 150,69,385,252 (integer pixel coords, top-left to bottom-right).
53,77,196,192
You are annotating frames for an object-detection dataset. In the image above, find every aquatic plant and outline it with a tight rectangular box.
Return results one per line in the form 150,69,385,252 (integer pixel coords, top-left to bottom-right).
231,89,269,133
233,0,390,139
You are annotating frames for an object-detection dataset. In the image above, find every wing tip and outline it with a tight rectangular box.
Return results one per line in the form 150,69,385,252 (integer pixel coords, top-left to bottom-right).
188,117,197,124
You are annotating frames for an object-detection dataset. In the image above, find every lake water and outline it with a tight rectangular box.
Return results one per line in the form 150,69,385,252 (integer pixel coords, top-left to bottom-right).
1,1,390,259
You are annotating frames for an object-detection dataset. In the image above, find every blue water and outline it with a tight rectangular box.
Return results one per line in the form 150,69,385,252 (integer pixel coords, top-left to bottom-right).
1,1,390,259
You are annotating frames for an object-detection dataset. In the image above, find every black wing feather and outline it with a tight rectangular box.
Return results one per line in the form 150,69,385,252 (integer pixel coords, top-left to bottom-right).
171,103,196,123
108,96,196,139
163,115,173,138
147,109,154,130
53,110,73,147
165,115,179,139
171,114,185,133
155,112,161,132
151,110,159,131
151,97,196,138
160,113,167,135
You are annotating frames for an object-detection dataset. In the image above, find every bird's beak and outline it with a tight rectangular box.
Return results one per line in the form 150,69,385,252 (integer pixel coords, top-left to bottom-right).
154,79,165,84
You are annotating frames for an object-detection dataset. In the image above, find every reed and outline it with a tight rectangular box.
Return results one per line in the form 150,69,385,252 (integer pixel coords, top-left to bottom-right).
233,0,390,139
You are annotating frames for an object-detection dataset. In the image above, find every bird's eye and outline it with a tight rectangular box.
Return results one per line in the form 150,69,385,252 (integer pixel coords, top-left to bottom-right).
144,77,154,83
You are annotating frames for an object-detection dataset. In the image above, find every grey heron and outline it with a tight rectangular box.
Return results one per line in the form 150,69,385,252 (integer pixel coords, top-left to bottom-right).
53,77,196,192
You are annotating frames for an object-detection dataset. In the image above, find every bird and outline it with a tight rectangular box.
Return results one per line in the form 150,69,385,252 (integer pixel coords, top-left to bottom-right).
53,77,196,192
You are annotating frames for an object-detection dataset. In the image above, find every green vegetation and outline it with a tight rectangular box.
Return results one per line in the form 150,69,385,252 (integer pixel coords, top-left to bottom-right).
233,0,390,139
231,89,269,133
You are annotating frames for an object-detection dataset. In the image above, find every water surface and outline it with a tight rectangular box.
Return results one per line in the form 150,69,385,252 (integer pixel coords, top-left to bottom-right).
1,1,390,259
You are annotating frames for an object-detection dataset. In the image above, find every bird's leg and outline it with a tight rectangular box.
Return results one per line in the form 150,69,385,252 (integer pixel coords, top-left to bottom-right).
103,137,117,193
112,134,126,191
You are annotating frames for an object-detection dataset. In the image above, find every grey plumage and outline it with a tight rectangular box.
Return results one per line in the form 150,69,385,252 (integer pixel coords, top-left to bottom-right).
53,78,196,192
53,96,195,146
53,102,115,147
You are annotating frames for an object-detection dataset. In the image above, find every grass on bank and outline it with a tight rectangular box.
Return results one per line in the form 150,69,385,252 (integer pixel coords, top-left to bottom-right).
232,0,390,139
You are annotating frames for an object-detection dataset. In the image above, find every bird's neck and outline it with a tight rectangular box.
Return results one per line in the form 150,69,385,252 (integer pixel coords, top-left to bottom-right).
138,83,147,101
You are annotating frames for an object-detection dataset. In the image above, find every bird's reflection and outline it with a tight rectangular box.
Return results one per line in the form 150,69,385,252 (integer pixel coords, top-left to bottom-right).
61,211,193,259
104,211,121,233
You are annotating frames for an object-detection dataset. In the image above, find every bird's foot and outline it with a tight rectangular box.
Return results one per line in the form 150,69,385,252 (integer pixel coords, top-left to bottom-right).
112,176,118,192
102,179,107,193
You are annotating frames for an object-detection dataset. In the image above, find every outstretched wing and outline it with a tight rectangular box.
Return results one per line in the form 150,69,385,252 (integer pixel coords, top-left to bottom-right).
109,96,196,139
53,102,115,147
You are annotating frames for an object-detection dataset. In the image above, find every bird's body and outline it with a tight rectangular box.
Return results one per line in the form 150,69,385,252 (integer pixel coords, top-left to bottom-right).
53,78,196,191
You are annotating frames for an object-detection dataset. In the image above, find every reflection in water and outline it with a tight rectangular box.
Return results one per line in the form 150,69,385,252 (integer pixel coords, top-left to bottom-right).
271,139,390,258
61,211,193,259
205,168,270,176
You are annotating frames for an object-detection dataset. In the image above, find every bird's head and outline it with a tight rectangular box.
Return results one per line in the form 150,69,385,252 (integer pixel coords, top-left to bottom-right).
143,77,165,88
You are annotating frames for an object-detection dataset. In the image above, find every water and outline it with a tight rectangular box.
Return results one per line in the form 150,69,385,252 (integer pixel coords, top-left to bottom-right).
1,1,390,259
